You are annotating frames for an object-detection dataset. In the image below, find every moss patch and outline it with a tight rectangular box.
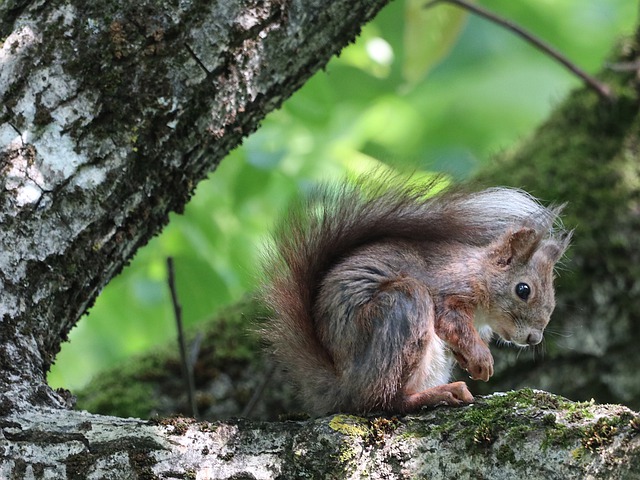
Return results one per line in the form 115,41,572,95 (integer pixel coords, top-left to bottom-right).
329,414,401,444
581,417,619,452
405,390,585,459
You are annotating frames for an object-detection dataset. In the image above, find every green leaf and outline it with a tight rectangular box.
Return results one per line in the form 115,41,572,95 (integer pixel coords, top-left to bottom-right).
403,0,468,86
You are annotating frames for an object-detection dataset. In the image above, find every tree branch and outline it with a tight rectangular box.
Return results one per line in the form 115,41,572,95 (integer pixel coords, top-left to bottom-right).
1,391,638,478
425,0,612,100
167,257,198,418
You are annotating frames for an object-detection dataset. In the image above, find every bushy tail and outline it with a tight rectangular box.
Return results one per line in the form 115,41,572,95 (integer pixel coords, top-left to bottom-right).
260,174,563,412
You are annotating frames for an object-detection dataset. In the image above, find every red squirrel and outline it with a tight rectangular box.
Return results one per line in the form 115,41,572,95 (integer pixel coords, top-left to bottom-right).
261,175,571,414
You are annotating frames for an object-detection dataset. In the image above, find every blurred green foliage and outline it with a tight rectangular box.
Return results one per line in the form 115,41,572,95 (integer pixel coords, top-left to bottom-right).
48,0,637,390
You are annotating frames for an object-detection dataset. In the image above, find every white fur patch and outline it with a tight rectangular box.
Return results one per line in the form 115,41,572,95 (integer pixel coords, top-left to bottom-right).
404,335,454,393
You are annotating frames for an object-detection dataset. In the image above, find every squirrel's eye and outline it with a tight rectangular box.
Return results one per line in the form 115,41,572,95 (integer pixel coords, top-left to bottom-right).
515,282,531,301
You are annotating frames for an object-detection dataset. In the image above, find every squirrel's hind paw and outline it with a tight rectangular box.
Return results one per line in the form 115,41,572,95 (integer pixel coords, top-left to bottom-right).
401,381,474,412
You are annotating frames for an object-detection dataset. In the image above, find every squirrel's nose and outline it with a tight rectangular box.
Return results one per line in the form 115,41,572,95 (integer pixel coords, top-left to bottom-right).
526,331,543,346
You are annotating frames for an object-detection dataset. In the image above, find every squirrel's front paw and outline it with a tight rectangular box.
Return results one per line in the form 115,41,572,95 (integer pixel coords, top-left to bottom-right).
454,344,494,382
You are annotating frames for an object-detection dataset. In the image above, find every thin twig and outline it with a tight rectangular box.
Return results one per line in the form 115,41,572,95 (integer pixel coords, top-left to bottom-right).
167,257,199,419
424,0,612,100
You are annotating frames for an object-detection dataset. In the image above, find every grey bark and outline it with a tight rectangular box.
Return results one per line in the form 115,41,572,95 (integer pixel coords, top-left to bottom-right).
2,390,640,478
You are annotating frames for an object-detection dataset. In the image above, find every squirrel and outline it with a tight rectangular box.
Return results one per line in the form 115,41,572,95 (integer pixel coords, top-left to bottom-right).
261,174,571,414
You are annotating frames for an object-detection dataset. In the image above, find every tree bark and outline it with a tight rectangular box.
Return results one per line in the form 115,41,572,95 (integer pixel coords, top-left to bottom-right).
2,390,640,478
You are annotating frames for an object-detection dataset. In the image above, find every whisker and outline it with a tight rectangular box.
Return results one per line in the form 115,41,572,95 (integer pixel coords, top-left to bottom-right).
544,328,573,339
543,325,579,350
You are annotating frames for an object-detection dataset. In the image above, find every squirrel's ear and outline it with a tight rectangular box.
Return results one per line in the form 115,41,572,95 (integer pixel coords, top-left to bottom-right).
492,227,539,267
537,230,573,263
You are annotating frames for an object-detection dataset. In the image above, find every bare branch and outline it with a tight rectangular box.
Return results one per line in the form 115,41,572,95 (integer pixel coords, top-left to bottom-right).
167,257,198,419
425,0,612,100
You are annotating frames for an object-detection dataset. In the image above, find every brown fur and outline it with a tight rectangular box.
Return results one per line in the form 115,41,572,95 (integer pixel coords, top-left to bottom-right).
261,175,571,414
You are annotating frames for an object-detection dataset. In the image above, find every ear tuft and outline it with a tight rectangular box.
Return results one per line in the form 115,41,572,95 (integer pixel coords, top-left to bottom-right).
539,230,573,263
493,227,540,267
